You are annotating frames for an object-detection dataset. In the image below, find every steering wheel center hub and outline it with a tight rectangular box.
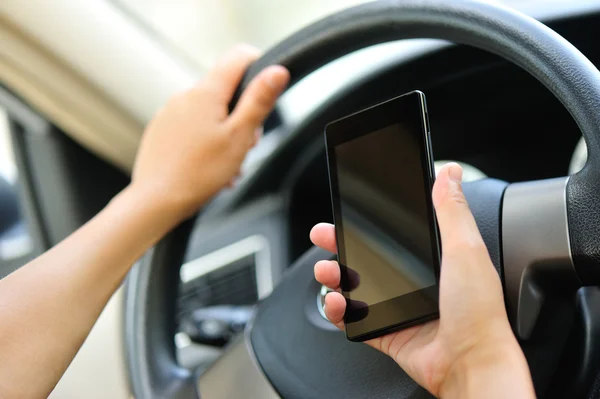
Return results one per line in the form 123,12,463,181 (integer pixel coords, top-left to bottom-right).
317,285,334,320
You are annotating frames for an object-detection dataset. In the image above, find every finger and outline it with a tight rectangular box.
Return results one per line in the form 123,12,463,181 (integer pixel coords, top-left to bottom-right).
310,223,337,253
205,44,261,102
432,163,485,252
324,292,346,330
314,260,341,290
228,65,289,131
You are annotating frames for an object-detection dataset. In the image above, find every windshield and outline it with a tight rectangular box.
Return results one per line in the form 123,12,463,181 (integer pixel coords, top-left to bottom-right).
112,0,544,73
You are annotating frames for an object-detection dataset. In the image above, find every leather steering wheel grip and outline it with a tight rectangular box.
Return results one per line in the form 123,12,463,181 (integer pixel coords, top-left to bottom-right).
231,0,600,286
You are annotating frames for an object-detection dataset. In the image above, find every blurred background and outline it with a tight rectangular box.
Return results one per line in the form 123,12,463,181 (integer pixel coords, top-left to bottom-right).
118,0,538,71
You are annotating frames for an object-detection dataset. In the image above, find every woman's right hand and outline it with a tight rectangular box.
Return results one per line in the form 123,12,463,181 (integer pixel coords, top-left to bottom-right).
311,163,536,399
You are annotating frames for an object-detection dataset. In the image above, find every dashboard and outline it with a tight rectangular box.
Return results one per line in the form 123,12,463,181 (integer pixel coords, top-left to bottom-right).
174,7,600,368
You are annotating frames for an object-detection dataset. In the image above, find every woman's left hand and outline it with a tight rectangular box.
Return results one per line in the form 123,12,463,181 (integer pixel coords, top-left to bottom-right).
132,44,289,221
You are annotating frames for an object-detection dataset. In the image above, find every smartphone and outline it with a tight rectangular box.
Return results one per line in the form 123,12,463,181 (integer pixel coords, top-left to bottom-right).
325,90,441,342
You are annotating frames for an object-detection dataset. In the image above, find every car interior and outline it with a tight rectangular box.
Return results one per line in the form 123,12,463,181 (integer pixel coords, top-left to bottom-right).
2,0,600,398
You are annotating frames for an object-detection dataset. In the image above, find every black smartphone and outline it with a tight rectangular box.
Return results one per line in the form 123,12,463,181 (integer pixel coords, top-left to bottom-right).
325,90,441,342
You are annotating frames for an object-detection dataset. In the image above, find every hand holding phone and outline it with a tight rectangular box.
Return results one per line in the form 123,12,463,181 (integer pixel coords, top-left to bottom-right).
311,163,534,398
325,91,441,341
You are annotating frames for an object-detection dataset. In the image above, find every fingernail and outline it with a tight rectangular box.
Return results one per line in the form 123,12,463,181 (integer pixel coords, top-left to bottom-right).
265,66,289,91
448,163,463,183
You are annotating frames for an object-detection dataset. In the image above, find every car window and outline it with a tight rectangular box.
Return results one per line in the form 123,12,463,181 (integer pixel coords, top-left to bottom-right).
0,107,35,273
112,0,550,73
112,0,368,71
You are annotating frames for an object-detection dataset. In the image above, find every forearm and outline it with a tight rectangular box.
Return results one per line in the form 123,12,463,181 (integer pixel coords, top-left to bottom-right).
440,344,536,399
0,185,182,398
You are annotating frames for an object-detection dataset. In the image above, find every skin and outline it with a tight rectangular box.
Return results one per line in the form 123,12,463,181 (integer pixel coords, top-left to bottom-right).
311,163,536,398
0,44,290,398
0,43,534,398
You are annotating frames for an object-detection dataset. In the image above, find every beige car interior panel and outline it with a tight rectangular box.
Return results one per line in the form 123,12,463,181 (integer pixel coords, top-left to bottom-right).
0,17,141,172
0,0,197,171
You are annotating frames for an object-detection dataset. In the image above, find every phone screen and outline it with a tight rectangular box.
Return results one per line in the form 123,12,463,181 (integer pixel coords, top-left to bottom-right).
326,91,440,341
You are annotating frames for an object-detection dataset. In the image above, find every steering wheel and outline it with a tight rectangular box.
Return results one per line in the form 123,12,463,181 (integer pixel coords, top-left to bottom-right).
125,1,600,398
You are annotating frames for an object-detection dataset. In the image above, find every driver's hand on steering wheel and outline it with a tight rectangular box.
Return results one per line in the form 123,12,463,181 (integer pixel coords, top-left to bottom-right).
132,44,290,220
311,163,536,399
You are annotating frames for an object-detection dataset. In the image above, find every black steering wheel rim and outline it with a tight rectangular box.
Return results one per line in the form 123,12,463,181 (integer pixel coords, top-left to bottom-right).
126,1,600,398
233,1,600,145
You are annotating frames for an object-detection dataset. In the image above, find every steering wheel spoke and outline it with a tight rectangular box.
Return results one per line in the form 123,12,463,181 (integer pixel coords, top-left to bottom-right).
502,178,582,340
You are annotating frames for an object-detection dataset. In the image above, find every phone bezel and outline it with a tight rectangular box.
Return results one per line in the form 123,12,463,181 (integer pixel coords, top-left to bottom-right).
324,90,442,342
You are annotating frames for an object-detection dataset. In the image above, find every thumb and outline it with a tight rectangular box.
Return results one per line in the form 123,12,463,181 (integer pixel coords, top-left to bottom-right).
432,163,483,251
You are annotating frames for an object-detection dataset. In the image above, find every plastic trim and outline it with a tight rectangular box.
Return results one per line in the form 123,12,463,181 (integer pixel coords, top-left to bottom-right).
503,177,581,339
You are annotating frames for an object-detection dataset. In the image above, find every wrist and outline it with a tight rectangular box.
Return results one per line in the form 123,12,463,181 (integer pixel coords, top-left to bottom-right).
116,183,193,227
439,341,535,399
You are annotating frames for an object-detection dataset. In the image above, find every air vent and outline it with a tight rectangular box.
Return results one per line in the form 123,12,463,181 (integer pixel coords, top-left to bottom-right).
177,256,257,321
177,235,271,321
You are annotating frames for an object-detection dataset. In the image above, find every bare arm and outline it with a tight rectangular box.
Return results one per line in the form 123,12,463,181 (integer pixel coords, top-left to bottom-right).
0,45,289,398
